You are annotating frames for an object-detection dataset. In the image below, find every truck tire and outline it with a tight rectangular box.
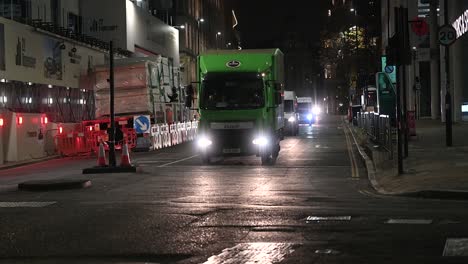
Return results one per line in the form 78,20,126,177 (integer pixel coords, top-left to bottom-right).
261,154,272,166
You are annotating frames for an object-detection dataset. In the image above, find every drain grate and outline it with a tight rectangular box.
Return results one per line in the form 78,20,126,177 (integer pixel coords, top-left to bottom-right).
0,201,56,208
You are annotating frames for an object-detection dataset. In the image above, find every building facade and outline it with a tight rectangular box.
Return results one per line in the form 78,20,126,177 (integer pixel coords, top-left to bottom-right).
382,0,467,122
150,0,229,88
0,0,185,163
321,0,381,113
0,0,180,123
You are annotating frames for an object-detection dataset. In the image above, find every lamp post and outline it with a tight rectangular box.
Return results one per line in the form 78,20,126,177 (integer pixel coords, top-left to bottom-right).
215,32,221,50
350,8,358,52
350,8,359,105
197,18,204,54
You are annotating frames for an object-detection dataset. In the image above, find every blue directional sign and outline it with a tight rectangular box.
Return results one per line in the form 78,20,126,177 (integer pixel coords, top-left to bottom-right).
134,115,151,134
381,56,396,84
384,65,394,74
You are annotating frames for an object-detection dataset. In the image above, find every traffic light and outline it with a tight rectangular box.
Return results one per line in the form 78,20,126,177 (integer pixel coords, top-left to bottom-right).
386,7,411,66
386,35,399,65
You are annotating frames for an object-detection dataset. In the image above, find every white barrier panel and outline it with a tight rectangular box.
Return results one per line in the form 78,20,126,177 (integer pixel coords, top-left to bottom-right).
177,122,186,143
192,121,198,140
148,121,199,151
186,122,192,141
160,124,170,147
151,125,162,150
170,123,178,145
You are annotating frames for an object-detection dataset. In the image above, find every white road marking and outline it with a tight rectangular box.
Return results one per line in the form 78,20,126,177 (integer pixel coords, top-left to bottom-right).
0,201,56,208
307,216,351,222
202,243,296,264
315,249,340,255
385,219,432,224
135,160,167,164
443,238,468,256
157,155,199,167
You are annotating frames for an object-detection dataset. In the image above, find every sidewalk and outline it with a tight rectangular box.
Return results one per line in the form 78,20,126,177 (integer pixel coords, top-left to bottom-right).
354,119,468,195
0,155,61,170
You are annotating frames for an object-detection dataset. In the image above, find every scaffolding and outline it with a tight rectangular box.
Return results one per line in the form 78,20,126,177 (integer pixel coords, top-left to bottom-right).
0,81,95,122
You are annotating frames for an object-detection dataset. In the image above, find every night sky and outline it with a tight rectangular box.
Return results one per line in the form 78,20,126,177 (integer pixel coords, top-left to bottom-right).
233,1,329,49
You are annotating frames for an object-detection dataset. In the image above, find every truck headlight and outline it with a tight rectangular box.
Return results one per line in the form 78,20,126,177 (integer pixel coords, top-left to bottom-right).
252,136,268,146
307,113,313,120
197,136,212,148
288,116,296,122
312,106,321,115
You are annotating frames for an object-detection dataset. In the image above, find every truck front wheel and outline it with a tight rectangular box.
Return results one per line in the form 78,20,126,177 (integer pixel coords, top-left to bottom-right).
261,154,273,166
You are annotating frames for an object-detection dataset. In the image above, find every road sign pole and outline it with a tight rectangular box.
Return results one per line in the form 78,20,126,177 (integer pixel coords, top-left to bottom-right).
109,41,116,167
444,0,452,147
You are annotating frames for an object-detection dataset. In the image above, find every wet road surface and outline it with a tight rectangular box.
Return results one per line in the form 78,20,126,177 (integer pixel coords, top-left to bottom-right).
0,116,468,263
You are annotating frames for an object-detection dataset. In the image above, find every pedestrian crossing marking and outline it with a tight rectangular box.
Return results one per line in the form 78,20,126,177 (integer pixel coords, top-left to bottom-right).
202,243,296,264
385,219,432,224
443,238,468,256
0,201,56,208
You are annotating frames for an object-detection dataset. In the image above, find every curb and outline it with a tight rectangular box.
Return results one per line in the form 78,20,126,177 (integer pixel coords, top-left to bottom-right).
404,190,468,200
0,155,61,171
345,119,468,200
344,121,393,195
18,179,92,191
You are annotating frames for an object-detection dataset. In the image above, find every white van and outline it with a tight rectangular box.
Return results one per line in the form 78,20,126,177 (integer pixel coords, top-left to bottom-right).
284,91,299,136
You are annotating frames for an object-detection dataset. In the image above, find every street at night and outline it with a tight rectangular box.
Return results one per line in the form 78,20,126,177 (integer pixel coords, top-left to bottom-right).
0,116,467,263
1,0,468,263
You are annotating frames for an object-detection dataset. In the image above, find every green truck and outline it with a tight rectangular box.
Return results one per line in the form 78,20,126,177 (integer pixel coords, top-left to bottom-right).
195,49,285,165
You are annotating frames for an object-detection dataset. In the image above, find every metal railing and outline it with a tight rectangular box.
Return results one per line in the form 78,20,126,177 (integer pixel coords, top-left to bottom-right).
356,112,394,158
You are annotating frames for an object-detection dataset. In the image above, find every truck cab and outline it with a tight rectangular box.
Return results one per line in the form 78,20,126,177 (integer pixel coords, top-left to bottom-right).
196,49,285,165
284,91,298,136
296,97,316,125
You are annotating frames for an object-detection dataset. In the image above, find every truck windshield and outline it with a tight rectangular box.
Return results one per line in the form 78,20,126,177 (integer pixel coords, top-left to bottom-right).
297,103,311,113
284,100,294,112
201,74,264,110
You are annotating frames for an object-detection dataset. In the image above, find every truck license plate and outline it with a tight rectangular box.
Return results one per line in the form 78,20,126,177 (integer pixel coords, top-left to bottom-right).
223,148,241,154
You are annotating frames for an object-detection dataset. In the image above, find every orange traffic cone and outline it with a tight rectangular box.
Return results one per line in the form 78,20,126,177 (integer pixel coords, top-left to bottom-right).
120,141,132,167
97,141,107,167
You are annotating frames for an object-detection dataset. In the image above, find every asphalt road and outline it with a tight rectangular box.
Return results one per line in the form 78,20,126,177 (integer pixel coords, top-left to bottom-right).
1,116,468,263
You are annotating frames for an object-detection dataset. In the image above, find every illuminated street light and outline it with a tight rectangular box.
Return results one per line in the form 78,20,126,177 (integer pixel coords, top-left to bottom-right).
216,32,222,50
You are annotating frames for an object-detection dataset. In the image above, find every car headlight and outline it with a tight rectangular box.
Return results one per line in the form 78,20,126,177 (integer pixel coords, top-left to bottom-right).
252,136,268,146
197,136,212,148
288,116,296,122
312,106,321,115
307,113,313,120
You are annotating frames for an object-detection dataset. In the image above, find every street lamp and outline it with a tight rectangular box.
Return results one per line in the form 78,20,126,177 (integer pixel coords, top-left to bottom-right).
197,18,204,54
216,32,222,50
350,8,358,52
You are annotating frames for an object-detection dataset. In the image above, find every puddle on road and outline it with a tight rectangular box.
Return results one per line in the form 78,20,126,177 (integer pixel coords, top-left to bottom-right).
202,243,296,264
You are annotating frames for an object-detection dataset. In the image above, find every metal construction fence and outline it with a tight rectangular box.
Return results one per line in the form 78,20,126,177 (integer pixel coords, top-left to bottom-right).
356,112,394,157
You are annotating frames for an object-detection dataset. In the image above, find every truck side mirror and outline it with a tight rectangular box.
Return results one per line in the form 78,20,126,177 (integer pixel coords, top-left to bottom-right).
274,83,282,91
275,91,282,105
